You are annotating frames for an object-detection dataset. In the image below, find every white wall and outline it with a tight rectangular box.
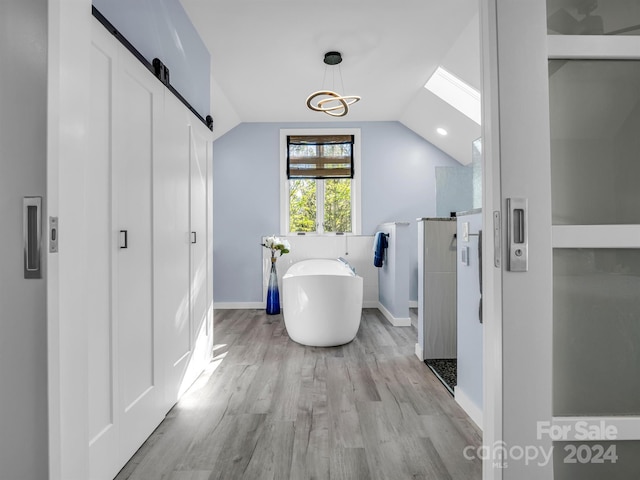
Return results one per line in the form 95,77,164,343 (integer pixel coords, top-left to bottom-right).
0,0,49,478
455,210,483,429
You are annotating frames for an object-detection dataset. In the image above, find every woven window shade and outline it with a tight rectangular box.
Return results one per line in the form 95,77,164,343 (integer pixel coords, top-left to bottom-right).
287,135,354,179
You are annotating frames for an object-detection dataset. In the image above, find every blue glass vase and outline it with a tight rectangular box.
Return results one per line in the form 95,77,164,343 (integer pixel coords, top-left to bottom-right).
266,259,280,315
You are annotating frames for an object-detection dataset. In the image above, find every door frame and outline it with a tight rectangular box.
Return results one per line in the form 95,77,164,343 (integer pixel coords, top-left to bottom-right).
479,0,503,478
480,1,555,479
47,0,93,479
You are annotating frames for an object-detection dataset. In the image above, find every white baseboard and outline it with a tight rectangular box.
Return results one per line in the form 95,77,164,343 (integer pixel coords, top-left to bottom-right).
213,302,264,310
409,300,418,308
454,386,483,431
377,302,411,327
215,301,414,327
415,343,424,361
216,301,382,311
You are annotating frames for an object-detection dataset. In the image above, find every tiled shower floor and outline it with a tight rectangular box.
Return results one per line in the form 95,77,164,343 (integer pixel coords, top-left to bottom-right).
425,358,457,395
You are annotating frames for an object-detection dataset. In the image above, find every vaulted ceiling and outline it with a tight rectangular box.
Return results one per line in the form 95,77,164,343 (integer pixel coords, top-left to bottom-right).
181,0,481,165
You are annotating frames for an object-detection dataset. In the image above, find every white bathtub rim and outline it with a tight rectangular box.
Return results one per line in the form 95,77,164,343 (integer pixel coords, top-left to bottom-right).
283,258,359,278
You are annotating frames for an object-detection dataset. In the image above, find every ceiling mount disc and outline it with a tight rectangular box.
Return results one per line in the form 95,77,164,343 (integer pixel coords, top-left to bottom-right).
323,51,342,65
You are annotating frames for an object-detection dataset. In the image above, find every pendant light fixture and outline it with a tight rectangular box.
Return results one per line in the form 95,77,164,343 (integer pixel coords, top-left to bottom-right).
306,51,361,117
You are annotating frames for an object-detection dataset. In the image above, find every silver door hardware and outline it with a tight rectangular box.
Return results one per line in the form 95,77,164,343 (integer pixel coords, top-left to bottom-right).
119,230,128,249
191,231,197,244
49,216,59,253
23,197,42,279
493,211,501,268
507,198,528,272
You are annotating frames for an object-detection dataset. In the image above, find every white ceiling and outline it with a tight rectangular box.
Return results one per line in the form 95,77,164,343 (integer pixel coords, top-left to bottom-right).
181,0,481,165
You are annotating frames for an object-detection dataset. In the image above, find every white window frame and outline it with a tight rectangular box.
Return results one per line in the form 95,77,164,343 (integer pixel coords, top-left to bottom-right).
280,128,361,235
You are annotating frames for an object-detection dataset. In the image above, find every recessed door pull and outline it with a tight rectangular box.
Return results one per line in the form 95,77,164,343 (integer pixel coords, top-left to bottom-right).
23,197,42,279
119,230,128,249
507,198,528,272
493,211,501,268
191,231,197,244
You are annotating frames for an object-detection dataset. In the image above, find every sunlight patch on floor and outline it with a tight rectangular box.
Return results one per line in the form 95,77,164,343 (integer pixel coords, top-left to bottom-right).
177,345,228,406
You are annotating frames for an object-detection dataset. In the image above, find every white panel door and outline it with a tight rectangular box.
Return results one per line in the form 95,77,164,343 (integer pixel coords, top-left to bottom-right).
184,121,213,394
156,92,192,407
113,42,165,469
483,1,640,479
88,24,119,480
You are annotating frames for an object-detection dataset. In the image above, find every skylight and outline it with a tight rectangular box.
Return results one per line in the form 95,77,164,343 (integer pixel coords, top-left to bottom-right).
424,67,481,125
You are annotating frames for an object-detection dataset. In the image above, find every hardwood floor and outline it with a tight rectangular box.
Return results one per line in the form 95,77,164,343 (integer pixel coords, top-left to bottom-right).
114,308,482,480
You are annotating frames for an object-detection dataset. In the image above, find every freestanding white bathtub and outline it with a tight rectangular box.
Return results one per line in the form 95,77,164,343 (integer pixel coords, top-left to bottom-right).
282,258,364,347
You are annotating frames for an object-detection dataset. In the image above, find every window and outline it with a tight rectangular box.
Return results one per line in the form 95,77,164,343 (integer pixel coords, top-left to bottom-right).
280,129,361,234
424,66,481,125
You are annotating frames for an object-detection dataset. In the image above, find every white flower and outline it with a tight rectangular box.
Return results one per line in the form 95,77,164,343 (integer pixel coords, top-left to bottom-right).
262,235,290,256
263,235,277,249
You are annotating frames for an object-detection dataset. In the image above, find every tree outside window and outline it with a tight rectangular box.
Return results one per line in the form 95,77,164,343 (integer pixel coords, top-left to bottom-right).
289,179,316,232
323,179,351,232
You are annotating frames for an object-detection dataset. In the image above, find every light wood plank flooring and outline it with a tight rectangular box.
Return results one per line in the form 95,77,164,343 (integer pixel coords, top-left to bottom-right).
115,308,482,480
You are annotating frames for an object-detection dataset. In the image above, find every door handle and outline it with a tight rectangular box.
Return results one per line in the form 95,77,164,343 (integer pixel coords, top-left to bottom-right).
507,198,528,272
119,230,128,249
191,231,197,244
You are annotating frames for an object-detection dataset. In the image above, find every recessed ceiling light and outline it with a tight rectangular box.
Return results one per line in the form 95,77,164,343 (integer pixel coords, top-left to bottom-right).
437,127,448,136
425,66,481,125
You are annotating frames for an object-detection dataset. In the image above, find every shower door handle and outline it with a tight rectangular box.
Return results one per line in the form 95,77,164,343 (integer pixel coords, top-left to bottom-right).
507,198,528,272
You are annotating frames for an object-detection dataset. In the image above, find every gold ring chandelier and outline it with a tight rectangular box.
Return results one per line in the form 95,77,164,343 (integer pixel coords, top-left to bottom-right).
306,90,361,117
306,52,360,117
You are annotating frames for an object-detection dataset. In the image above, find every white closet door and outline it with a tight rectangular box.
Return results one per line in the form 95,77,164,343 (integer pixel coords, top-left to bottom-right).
156,92,192,407
88,21,166,479
114,44,165,468
185,121,212,392
87,18,213,480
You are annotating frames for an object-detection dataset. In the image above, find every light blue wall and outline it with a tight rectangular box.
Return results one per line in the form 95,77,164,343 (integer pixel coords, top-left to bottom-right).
213,121,461,304
472,138,483,210
377,223,411,320
92,0,210,117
